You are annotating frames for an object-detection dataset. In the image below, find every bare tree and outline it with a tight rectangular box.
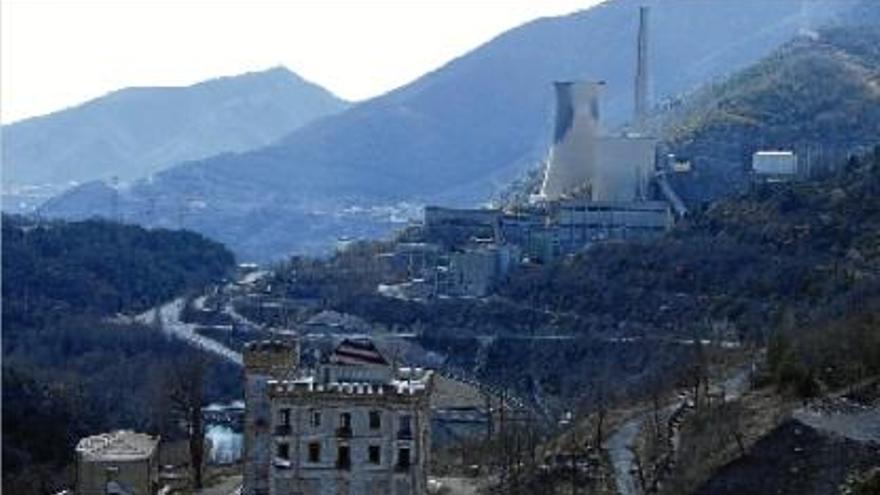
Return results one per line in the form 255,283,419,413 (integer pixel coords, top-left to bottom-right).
588,362,615,449
164,354,208,489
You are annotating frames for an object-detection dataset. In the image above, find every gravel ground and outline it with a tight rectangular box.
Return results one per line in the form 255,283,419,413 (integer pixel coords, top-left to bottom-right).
693,419,880,495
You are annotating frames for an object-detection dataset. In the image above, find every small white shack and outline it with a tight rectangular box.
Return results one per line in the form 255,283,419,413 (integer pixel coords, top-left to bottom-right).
752,151,798,182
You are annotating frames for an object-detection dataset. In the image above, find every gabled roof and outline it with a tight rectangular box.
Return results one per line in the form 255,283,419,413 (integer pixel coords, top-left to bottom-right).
329,338,389,366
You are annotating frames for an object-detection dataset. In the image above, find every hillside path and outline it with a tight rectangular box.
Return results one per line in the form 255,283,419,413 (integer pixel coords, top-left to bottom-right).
606,366,752,495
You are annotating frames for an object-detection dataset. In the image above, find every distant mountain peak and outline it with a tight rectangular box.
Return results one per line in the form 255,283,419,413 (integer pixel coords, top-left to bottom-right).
1,66,350,203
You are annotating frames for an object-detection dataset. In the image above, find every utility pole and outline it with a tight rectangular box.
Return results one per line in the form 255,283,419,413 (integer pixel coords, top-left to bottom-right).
110,176,120,223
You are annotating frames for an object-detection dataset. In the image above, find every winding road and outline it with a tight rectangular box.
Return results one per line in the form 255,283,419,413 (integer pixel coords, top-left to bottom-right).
607,415,644,495
605,367,752,495
138,298,243,366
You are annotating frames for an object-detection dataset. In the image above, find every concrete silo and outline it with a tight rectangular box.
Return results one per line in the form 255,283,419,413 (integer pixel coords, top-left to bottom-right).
539,81,604,201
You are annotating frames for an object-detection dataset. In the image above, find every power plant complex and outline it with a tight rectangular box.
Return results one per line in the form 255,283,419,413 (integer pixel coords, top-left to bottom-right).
374,6,682,300
540,6,655,203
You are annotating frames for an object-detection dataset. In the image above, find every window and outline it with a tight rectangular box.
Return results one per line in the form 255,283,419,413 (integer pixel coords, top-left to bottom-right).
369,410,381,429
398,415,412,439
397,447,411,470
275,408,292,435
276,442,290,460
308,442,321,463
310,410,321,428
336,445,351,470
337,412,352,437
368,445,381,465
278,408,291,426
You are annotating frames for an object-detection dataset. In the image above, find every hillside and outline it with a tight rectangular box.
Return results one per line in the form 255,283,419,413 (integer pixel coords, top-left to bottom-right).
502,148,880,388
2,215,235,319
660,25,880,203
1,217,239,494
42,0,857,260
2,67,349,212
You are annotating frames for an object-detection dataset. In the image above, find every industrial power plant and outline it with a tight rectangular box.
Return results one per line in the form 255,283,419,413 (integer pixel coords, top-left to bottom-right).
373,6,687,300
540,6,655,203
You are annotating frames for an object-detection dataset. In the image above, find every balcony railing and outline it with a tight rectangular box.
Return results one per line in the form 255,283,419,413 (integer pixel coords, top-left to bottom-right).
336,426,352,438
274,424,291,436
397,429,413,440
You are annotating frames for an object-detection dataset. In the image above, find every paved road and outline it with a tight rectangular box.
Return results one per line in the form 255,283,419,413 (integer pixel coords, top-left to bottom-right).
431,476,488,495
194,475,242,495
607,415,643,495
139,299,243,366
223,300,262,333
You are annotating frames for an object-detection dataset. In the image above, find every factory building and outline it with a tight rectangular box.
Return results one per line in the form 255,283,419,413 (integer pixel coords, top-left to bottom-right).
377,242,443,282
377,240,520,299
379,5,676,296
422,206,501,247
551,199,671,252
439,243,521,297
243,339,434,495
418,73,673,265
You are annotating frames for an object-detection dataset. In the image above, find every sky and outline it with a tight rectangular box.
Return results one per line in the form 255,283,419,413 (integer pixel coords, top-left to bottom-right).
1,0,603,124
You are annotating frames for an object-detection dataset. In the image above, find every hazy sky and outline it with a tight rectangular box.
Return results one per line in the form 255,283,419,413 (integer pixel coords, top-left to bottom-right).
1,0,603,124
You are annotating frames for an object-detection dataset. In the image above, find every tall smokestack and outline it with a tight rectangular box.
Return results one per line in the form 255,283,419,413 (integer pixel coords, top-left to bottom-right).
634,5,650,130
540,81,604,201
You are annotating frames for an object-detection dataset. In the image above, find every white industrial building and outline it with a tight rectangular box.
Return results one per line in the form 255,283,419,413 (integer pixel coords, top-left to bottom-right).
752,150,798,182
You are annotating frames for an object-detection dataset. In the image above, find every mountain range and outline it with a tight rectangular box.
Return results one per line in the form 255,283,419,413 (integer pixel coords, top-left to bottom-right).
39,0,863,261
2,67,348,211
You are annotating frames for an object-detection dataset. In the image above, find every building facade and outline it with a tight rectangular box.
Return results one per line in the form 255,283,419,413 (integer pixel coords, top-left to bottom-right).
75,430,160,495
244,338,433,495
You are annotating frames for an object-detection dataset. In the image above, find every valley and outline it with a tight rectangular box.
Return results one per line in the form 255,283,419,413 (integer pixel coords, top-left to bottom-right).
2,1,880,494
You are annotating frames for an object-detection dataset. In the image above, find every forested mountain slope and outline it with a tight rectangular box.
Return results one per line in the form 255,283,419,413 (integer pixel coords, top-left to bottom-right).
660,25,880,203
503,149,880,379
1,218,238,495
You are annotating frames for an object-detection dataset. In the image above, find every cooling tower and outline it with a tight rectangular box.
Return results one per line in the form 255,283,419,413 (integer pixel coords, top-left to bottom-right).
540,81,604,201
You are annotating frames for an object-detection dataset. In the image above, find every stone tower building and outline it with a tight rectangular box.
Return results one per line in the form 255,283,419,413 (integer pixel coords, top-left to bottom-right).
243,340,300,495
243,338,433,495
